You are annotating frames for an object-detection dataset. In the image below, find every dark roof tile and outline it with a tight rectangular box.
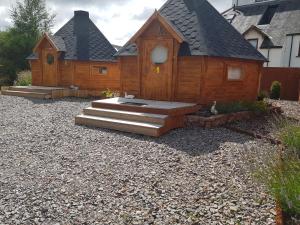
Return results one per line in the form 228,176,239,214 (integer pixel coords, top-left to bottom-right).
117,0,265,61
223,0,300,48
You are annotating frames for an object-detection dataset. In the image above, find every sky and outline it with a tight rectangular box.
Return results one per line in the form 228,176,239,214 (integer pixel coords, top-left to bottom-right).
0,0,232,45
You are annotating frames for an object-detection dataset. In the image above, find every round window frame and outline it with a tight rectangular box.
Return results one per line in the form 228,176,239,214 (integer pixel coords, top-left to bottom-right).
151,45,168,65
47,54,55,65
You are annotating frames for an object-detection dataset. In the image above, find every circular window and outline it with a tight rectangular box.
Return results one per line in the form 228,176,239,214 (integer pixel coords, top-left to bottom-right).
151,45,168,64
47,54,54,65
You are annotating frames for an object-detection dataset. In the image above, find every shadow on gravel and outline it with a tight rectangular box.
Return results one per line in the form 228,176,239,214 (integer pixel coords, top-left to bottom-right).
79,125,253,157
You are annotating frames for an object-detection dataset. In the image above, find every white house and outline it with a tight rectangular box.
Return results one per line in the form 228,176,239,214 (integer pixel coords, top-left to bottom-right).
224,0,300,68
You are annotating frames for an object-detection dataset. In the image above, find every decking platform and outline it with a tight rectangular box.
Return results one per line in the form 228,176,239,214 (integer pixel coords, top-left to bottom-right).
76,97,201,137
1,86,70,99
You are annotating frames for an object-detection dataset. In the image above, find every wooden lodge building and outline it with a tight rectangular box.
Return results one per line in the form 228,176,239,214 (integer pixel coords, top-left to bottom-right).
116,0,266,105
27,10,120,94
4,0,266,105
1,0,269,136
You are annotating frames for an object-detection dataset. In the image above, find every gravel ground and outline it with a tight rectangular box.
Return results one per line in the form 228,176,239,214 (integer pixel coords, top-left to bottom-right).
229,99,300,139
0,95,275,225
268,99,300,121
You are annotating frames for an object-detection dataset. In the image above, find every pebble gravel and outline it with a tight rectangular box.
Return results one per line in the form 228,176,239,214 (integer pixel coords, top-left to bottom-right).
0,95,275,225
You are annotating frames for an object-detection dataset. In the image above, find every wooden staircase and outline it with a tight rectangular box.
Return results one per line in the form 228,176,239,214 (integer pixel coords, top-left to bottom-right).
1,86,66,99
75,98,200,137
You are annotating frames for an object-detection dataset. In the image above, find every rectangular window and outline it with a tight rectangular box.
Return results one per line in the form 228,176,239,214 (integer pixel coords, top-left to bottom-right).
98,67,108,75
228,66,243,81
298,42,300,57
248,39,258,49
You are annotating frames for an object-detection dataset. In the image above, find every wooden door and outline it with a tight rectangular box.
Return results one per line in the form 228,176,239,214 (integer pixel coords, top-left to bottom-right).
42,49,57,86
141,39,173,101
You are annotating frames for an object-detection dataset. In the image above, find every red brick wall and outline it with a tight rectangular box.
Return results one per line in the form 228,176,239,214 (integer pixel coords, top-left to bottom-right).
260,68,300,101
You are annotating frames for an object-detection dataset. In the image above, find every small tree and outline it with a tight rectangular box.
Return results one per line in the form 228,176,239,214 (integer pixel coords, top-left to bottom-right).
270,81,281,100
10,0,55,38
0,0,55,83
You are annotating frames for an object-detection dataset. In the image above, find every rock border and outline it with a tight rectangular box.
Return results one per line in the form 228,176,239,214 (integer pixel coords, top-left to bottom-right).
185,106,282,129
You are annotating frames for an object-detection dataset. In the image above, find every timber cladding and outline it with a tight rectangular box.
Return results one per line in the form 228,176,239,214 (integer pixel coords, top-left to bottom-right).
260,68,300,101
119,55,262,105
31,59,120,91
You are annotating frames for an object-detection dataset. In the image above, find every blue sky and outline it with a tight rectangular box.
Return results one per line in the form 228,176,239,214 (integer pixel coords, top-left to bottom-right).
0,0,232,45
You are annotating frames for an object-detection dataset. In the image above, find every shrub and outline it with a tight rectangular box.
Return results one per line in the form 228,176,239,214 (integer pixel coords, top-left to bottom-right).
257,90,269,101
15,70,31,86
101,89,120,98
280,125,300,151
270,81,281,100
262,150,300,217
243,145,300,221
216,101,268,114
0,74,12,87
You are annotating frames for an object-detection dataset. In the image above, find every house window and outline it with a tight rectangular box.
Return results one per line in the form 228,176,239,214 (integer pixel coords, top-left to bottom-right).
227,66,243,81
248,39,258,49
47,54,54,65
151,45,168,64
298,42,300,57
99,67,108,75
258,5,278,25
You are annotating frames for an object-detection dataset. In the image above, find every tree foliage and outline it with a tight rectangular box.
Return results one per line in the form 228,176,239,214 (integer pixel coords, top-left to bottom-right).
0,0,55,83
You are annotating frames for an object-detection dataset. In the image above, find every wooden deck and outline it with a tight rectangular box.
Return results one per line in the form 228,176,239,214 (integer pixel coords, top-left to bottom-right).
1,86,70,99
1,86,105,99
76,97,201,137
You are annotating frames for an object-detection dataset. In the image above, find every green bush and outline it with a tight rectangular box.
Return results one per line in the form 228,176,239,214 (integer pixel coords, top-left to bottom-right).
216,101,268,114
101,89,120,98
243,146,300,220
280,125,300,151
0,74,12,87
270,81,281,100
257,90,269,101
263,151,300,216
15,70,31,86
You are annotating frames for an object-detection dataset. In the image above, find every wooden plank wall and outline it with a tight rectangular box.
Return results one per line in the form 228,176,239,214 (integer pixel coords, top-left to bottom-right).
31,60,43,86
120,56,262,105
72,61,120,91
31,59,120,91
261,67,300,101
199,57,261,105
120,57,139,96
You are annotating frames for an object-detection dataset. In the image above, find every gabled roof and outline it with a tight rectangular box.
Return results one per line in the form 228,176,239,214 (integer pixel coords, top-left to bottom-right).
128,10,185,44
32,33,66,52
29,11,116,61
223,0,300,48
117,0,266,62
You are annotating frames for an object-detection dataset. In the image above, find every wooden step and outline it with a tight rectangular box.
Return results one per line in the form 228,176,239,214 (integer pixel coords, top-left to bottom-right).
83,107,168,125
91,98,201,116
75,114,163,137
9,86,53,94
1,90,51,99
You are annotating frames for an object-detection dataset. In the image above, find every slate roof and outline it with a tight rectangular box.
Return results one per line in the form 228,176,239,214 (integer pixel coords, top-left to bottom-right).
223,0,300,48
28,11,116,61
116,0,266,61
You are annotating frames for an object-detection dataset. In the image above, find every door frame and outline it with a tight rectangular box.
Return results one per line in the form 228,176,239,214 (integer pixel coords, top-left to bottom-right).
140,37,174,101
42,48,58,87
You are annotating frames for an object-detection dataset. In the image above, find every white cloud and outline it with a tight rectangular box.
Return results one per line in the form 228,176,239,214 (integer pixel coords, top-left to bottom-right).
0,0,233,44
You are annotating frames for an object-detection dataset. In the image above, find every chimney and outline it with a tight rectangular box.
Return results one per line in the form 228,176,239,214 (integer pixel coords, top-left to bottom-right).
74,11,90,60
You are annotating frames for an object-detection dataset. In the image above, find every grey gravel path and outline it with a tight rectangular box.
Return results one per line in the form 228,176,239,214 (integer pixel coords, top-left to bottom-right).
0,95,275,225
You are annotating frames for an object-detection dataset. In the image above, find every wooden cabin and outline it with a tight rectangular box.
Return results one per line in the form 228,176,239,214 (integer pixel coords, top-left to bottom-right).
75,0,268,137
27,11,120,93
116,0,266,105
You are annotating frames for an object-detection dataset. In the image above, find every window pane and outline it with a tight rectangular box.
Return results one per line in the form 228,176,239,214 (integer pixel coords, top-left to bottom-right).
99,67,108,75
228,67,242,80
248,39,258,49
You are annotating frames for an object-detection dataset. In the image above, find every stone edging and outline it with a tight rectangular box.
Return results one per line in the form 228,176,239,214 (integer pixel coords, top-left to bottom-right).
185,111,255,128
